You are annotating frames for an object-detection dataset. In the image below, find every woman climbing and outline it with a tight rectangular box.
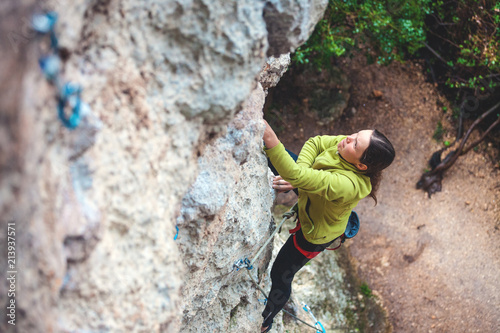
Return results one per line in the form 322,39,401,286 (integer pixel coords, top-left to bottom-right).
260,120,395,332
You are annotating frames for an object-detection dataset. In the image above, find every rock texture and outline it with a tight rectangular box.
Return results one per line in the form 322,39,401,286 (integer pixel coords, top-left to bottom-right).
264,0,329,56
259,53,291,95
176,84,275,332
0,1,326,333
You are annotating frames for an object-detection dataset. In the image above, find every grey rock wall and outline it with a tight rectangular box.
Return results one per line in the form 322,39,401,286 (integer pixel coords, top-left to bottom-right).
264,0,328,56
0,1,326,332
176,84,274,332
259,53,291,94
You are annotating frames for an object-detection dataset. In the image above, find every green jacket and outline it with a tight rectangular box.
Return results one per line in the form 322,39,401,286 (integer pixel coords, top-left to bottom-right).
265,135,372,244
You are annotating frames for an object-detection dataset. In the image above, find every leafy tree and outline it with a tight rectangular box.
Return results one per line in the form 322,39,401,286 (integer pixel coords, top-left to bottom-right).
294,0,433,67
294,0,500,91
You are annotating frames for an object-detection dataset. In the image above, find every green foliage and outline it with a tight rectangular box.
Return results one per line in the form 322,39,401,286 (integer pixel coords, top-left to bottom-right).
293,0,433,68
293,0,500,91
360,282,373,297
433,121,444,141
293,19,355,68
433,1,500,90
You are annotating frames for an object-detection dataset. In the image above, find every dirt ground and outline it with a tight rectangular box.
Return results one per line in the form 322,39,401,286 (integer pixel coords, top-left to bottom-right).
266,55,500,333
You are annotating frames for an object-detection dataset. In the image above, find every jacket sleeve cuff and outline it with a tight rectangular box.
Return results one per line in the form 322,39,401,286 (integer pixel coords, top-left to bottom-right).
264,142,284,156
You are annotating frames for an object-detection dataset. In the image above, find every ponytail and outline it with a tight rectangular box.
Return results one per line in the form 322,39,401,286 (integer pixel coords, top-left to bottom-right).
360,130,395,204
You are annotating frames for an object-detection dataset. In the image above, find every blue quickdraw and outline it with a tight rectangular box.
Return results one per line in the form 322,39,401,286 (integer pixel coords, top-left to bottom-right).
302,303,326,333
232,258,253,272
174,225,179,240
244,258,253,270
38,55,60,82
32,11,85,130
32,11,59,60
58,83,82,129
32,11,58,34
315,321,326,333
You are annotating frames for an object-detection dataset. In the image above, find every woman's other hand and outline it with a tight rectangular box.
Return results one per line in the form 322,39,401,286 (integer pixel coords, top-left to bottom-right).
272,175,295,193
263,120,280,149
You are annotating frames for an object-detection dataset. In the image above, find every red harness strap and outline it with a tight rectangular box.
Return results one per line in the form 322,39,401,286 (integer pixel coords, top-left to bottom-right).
289,221,321,259
292,234,321,259
289,221,302,234
289,220,343,256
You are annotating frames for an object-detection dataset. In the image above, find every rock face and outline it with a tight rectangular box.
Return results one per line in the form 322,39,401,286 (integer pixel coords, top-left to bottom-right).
176,84,275,332
259,53,292,94
0,1,326,333
264,0,329,56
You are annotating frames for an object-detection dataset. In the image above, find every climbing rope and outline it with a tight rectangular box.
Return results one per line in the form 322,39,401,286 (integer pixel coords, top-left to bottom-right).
243,263,322,332
233,206,295,272
233,205,326,332
32,11,87,129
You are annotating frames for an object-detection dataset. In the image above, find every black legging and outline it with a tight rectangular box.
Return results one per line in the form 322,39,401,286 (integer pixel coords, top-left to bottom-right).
261,228,334,327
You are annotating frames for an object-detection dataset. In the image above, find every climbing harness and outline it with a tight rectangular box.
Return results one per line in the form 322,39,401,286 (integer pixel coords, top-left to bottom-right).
32,11,88,129
289,210,360,255
233,205,326,332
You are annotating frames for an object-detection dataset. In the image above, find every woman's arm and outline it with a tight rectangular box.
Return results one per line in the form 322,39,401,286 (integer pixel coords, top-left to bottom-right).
267,143,356,201
297,135,340,168
263,120,356,201
263,120,280,149
263,121,295,192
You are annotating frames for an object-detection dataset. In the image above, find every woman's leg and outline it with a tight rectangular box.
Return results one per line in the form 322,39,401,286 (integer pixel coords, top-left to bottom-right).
261,230,333,327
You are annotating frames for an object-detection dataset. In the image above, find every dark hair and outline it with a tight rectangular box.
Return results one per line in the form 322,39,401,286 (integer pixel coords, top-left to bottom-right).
360,129,395,204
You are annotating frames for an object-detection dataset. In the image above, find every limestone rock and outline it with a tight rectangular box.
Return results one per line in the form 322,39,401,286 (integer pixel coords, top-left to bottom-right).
264,0,329,56
259,53,291,94
177,84,275,332
0,1,327,332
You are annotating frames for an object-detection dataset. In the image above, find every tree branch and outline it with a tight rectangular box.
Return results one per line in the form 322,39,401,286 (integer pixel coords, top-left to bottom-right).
431,100,500,174
421,41,452,67
461,115,500,155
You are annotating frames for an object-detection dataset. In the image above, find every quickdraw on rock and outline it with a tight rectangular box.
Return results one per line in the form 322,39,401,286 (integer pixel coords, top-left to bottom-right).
57,83,82,129
174,225,179,241
232,258,253,272
303,303,326,333
32,11,89,130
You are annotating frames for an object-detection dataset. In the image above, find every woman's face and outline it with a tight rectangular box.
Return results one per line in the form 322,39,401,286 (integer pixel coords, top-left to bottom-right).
337,130,373,170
